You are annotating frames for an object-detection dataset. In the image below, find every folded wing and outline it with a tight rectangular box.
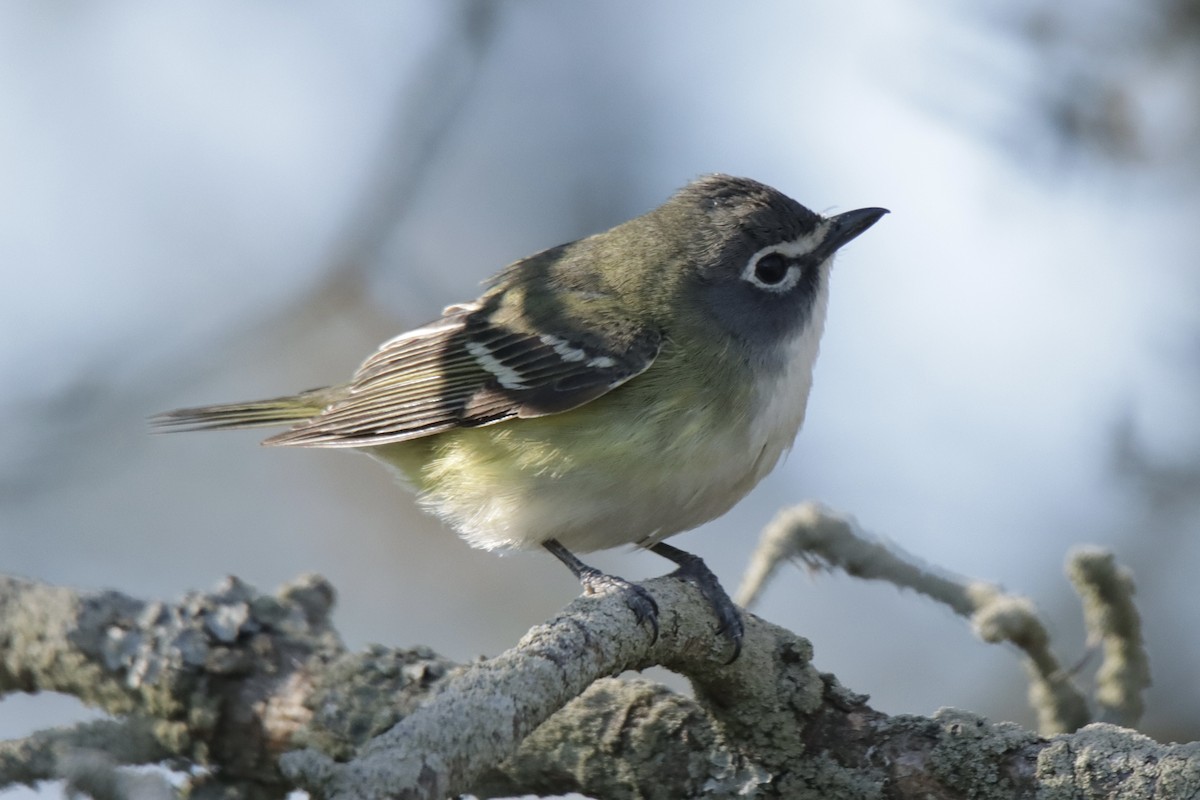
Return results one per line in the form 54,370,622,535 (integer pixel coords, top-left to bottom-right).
265,298,661,448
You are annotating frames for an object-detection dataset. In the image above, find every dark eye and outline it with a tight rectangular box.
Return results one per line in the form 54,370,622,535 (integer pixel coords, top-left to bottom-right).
754,253,789,285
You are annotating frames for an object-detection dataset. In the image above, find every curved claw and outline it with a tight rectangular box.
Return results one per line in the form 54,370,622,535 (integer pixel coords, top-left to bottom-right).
650,542,744,662
543,538,660,644
579,569,660,643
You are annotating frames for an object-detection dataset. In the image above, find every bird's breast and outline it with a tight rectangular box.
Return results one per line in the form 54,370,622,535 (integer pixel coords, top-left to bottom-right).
376,308,828,554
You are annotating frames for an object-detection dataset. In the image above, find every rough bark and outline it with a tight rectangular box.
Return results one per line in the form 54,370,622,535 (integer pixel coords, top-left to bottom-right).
0,572,1196,799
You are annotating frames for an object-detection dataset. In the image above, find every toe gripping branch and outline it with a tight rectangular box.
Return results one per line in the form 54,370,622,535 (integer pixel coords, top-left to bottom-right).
543,539,743,662
543,539,660,642
651,542,744,662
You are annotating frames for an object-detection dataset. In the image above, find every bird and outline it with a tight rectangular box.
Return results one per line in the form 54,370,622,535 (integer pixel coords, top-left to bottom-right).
154,174,887,659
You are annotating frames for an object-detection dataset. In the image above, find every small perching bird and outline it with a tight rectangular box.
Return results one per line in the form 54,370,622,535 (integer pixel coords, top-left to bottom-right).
154,174,887,659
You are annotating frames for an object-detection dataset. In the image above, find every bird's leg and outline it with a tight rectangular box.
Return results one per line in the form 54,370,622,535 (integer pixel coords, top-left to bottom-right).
649,542,743,662
543,538,659,642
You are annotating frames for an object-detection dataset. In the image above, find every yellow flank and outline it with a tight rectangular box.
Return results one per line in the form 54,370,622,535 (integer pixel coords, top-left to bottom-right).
368,349,772,553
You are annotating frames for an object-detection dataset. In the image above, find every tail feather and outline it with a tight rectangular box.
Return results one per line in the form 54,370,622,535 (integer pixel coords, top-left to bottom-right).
151,388,334,433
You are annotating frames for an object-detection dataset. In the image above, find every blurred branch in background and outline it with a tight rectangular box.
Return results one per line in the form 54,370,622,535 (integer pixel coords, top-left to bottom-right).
310,0,497,312
944,0,1200,742
261,0,499,328
736,503,1149,736
957,0,1200,177
1066,547,1152,727
1109,411,1200,741
1,1,500,498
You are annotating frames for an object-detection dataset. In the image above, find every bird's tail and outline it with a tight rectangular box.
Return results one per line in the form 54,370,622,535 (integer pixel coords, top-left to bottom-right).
151,388,334,433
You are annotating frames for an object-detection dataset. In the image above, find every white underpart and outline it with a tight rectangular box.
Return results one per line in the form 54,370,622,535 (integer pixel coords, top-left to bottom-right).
466,341,528,389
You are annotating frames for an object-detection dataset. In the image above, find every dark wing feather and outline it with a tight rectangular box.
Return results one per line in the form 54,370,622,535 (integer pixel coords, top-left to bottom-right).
265,300,661,448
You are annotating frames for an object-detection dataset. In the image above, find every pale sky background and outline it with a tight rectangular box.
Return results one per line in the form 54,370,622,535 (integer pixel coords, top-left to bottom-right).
1,1,1198,796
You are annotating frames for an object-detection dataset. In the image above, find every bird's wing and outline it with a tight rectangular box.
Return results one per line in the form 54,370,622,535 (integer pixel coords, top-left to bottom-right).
264,296,661,448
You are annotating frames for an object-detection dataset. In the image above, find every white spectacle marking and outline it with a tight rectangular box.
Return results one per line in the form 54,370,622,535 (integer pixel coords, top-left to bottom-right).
741,221,835,294
539,334,588,362
466,341,528,389
744,258,802,293
771,221,832,258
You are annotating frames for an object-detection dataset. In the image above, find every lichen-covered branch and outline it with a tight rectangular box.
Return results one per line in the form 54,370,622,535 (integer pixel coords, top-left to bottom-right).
736,502,1101,734
471,677,768,799
0,571,346,795
0,567,1195,800
1067,546,1151,727
0,717,172,791
279,576,807,798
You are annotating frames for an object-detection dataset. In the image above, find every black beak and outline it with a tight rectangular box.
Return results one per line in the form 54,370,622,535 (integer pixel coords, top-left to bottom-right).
815,207,889,260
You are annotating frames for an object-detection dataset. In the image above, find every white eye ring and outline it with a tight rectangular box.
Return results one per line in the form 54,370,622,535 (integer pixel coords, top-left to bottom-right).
742,248,802,293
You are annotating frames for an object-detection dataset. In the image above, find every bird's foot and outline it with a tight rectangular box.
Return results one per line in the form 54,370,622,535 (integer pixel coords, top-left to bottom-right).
650,543,744,662
544,539,659,643
578,567,660,641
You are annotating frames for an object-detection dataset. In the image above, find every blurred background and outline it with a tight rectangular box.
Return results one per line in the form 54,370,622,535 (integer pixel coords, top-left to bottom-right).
2,0,1198,792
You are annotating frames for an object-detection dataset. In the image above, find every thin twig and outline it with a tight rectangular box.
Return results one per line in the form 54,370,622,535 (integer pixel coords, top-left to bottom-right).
736,502,1092,733
1066,547,1151,728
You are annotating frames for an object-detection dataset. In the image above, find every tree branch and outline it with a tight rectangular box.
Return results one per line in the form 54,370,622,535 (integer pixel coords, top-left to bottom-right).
0,717,172,790
1,566,1195,799
735,502,1113,734
1067,546,1151,727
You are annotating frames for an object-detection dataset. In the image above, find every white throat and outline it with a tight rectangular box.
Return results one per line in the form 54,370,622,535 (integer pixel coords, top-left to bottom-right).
747,271,831,469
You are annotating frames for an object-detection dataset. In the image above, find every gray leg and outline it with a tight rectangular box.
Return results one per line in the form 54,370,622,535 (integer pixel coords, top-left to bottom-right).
649,542,743,662
543,539,659,642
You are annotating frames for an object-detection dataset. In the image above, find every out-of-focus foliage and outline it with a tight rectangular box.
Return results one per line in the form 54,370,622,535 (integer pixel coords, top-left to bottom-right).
971,0,1200,177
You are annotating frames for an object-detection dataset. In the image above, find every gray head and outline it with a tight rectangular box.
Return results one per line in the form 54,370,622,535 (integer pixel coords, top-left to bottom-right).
664,174,887,354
